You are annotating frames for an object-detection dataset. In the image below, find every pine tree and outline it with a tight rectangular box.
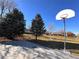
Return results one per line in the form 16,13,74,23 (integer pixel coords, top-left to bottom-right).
0,8,25,40
31,14,46,40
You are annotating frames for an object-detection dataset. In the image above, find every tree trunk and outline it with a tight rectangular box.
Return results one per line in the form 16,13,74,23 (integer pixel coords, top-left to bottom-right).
36,35,37,40
0,7,4,18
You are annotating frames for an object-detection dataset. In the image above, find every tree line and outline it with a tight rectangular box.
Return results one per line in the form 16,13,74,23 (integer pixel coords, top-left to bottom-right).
0,0,46,40
0,0,76,40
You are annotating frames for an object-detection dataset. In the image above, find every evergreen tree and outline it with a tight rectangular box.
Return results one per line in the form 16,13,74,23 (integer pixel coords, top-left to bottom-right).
0,8,25,40
31,14,46,40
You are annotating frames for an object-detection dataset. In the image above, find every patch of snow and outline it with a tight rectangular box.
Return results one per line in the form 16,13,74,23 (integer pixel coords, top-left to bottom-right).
0,41,79,59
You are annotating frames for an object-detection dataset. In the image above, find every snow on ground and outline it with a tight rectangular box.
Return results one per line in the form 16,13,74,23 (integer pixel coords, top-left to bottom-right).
0,41,79,59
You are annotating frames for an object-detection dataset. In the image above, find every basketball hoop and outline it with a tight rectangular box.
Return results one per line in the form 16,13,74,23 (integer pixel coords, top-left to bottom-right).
56,9,75,52
60,14,68,19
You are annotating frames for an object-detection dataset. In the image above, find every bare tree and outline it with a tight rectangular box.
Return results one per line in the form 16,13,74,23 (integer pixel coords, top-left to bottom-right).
0,0,16,18
6,0,16,12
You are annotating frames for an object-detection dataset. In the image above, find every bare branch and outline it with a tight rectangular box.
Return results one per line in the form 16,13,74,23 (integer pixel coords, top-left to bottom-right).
0,0,16,18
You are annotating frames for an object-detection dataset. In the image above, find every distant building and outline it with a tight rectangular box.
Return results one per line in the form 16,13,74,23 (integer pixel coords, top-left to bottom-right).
45,31,64,36
25,29,32,34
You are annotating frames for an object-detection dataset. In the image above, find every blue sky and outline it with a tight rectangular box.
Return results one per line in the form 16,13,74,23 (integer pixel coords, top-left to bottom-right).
14,0,79,34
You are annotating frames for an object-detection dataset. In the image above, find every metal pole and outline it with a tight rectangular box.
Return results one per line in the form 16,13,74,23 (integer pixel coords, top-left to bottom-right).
49,30,52,40
63,19,66,51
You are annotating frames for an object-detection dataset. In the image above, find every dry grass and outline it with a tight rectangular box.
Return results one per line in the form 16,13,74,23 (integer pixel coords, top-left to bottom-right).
44,35,79,44
23,34,79,56
23,34,79,44
43,35,79,44
0,34,79,56
68,49,79,56
0,37,12,42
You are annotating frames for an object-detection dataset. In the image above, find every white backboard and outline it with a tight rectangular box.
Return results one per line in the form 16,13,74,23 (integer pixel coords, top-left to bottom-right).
56,9,75,20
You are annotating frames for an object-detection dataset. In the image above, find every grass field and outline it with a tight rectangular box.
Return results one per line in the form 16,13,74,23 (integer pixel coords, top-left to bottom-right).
23,34,79,56
1,34,79,56
23,34,79,44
